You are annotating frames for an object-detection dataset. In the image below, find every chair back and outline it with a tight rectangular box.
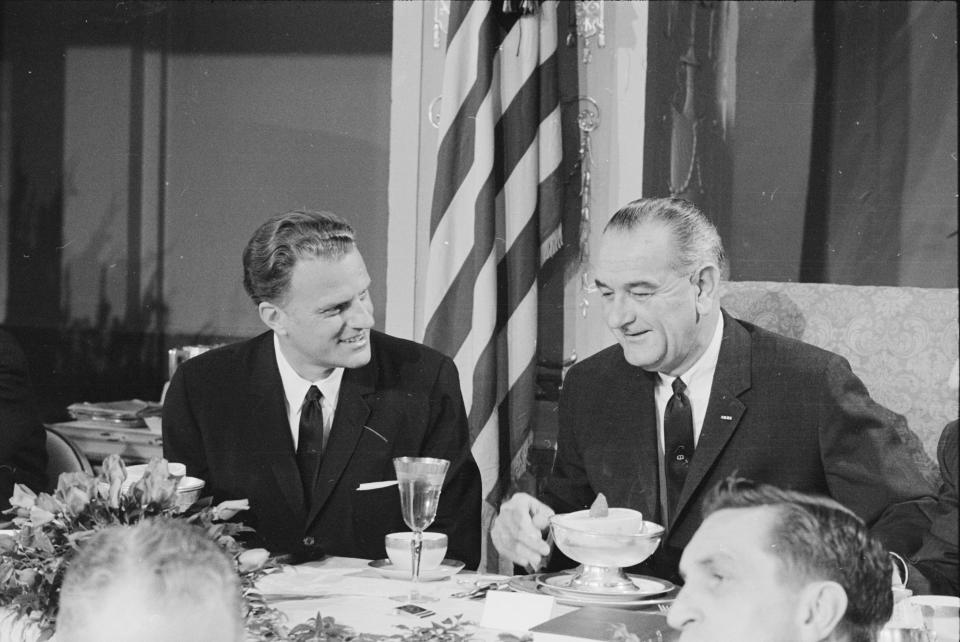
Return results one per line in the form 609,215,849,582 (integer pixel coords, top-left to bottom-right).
45,427,93,490
721,281,958,485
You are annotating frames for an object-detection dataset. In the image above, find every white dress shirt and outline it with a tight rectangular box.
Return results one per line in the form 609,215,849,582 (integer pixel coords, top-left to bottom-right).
274,334,343,451
653,314,724,521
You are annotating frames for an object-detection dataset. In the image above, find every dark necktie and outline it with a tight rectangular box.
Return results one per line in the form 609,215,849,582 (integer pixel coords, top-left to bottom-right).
297,385,324,507
664,377,694,521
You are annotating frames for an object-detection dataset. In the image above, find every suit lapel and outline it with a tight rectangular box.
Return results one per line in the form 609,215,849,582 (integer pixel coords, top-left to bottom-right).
305,360,375,526
247,334,306,519
674,313,751,519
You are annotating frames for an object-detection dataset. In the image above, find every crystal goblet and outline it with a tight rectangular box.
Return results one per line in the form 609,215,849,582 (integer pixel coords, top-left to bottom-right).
390,456,450,603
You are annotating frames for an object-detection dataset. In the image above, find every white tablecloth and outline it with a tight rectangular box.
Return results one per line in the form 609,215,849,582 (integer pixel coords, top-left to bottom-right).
257,556,578,640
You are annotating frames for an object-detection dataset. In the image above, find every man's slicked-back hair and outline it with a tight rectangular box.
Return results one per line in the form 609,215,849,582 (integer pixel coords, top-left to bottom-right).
704,477,893,642
243,209,357,305
604,197,728,278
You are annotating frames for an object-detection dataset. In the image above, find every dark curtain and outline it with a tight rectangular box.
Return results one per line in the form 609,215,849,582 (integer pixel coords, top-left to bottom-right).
801,1,910,285
644,1,733,238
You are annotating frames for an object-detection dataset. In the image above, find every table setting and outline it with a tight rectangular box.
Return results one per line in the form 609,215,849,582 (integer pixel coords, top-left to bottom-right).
2,453,955,642
246,465,678,642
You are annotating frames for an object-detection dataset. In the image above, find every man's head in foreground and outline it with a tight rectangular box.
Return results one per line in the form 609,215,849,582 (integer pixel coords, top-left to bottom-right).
668,477,893,642
57,518,244,642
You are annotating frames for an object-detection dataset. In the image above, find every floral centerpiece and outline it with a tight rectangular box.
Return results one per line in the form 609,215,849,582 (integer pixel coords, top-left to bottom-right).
0,456,490,642
0,455,283,640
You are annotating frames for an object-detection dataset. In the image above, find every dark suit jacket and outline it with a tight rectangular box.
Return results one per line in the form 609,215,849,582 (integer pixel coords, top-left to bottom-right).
162,330,482,568
910,420,958,595
0,329,48,511
543,312,936,583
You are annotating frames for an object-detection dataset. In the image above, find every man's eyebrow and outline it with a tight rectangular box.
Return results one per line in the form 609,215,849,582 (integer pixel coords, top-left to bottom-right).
316,298,350,313
695,552,735,571
593,277,660,290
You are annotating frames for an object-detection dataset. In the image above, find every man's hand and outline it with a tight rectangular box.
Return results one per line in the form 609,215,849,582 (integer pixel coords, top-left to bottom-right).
491,492,555,570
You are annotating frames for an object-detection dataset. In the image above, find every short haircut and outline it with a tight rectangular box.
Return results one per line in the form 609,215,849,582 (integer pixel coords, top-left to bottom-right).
57,518,243,641
604,197,728,278
243,209,357,304
704,477,893,642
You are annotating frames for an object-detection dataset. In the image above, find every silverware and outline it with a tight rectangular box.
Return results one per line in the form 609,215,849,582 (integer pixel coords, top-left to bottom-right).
257,593,362,602
450,580,509,599
259,593,326,602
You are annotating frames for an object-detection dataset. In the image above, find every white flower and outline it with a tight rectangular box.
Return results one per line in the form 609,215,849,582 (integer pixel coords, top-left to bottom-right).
212,499,250,521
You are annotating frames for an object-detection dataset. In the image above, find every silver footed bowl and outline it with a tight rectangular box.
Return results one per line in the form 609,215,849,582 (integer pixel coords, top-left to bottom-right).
549,508,665,593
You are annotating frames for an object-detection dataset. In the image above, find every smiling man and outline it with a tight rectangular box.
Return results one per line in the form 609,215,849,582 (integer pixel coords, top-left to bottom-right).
667,478,892,642
163,210,481,566
491,197,934,584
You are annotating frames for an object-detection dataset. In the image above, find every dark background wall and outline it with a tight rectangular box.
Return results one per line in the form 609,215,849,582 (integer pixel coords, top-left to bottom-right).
644,0,956,286
1,1,393,420
1,1,956,424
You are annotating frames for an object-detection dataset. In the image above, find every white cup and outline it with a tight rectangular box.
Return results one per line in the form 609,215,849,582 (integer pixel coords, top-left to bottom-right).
385,532,447,571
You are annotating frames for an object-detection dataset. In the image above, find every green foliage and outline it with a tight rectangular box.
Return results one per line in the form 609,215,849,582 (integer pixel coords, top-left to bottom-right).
0,456,276,640
286,613,476,642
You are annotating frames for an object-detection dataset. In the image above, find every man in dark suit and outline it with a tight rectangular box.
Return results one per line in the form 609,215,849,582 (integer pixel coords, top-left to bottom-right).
491,197,935,583
0,329,48,511
907,419,958,595
163,210,481,568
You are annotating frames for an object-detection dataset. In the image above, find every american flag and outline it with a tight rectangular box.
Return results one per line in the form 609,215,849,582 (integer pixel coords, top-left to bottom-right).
423,0,562,571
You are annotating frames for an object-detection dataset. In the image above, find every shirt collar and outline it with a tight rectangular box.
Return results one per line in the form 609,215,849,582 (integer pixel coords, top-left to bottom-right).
273,333,344,410
659,313,724,389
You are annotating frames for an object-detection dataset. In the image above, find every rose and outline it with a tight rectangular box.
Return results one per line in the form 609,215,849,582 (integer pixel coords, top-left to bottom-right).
8,483,37,511
28,505,56,527
132,470,177,507
0,533,17,553
56,471,98,500
15,568,38,588
212,499,250,521
98,454,127,508
35,492,60,515
56,473,97,517
143,458,171,480
60,486,91,517
237,548,270,573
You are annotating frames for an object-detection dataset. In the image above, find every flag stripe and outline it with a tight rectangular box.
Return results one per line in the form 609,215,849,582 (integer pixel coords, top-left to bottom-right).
425,52,559,357
424,0,561,570
432,10,515,235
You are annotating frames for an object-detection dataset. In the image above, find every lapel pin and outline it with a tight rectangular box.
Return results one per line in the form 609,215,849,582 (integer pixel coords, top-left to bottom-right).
720,415,733,421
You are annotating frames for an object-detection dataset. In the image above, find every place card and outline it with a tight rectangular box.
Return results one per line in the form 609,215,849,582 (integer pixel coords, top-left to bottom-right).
480,590,555,631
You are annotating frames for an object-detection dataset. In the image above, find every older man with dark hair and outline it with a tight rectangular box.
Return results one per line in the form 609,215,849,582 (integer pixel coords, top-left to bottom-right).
163,210,481,567
56,518,244,642
667,477,893,642
492,197,935,583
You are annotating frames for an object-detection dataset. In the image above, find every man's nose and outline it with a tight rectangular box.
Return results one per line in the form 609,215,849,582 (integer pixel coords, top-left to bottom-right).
665,587,697,632
604,293,635,329
345,297,375,328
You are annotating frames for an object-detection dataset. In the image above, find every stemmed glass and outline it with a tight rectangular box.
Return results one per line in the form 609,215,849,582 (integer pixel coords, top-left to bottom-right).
391,456,450,603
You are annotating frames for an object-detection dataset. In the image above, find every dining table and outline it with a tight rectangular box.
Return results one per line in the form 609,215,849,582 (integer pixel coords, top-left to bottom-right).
254,556,675,642
4,555,952,641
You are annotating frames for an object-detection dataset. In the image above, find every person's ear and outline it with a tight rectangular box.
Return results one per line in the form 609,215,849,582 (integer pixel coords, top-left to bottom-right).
693,264,721,315
259,301,286,335
796,580,848,641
